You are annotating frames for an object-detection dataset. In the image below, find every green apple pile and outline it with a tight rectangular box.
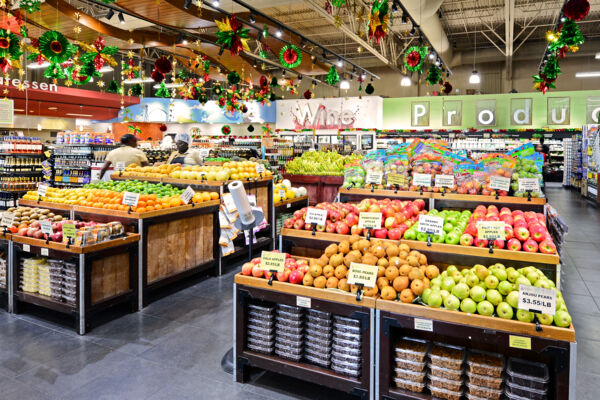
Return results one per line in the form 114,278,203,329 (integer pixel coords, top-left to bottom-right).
403,209,469,245
511,158,543,197
421,263,572,328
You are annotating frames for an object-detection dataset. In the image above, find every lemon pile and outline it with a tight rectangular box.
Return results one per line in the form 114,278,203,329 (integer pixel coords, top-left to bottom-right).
274,180,307,204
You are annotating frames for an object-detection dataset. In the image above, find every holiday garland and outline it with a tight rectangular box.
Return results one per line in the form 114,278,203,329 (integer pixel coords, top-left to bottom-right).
404,46,428,73
66,66,92,85
78,36,118,73
279,44,302,69
368,0,389,45
20,0,42,14
426,64,442,85
325,65,340,86
215,15,250,56
227,71,241,85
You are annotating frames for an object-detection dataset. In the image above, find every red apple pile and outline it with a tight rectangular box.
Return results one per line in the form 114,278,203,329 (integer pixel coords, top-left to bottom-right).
283,198,427,240
240,252,309,284
459,205,557,254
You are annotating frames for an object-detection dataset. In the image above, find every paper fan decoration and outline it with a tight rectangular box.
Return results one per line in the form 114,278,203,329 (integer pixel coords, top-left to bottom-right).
215,15,250,56
279,44,302,69
404,45,428,73
221,125,231,135
368,0,389,45
39,31,76,64
0,29,23,73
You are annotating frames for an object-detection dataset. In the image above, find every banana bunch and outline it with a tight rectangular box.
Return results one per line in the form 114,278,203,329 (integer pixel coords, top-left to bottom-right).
285,151,362,176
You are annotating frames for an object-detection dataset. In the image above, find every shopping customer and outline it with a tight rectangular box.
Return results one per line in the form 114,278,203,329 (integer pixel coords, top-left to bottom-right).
166,133,202,166
98,133,149,179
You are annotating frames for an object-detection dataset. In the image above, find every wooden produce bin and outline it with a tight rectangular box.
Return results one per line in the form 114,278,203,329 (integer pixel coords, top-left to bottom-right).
18,199,76,219
431,192,547,214
284,174,343,205
339,188,431,206
376,299,576,400
0,232,10,311
73,201,220,309
234,274,375,400
274,195,308,239
11,233,140,335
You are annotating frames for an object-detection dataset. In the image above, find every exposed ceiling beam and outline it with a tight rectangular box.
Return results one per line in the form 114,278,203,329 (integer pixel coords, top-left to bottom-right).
505,0,515,82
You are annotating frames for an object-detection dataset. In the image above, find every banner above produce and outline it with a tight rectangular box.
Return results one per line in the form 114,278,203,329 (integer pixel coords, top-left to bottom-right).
99,98,276,124
276,96,383,130
383,90,600,130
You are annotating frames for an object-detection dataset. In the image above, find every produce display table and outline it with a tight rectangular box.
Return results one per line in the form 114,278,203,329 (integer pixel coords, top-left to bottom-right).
376,299,575,400
338,188,431,206
11,233,140,335
18,199,75,219
284,174,343,205
73,201,220,309
275,195,309,238
234,274,375,400
0,232,10,311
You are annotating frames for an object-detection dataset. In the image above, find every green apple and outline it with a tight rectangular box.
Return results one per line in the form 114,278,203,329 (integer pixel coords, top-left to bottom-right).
428,292,443,308
417,232,429,242
554,310,572,327
444,294,461,311
516,309,535,322
484,275,499,290
421,288,432,304
477,300,494,316
492,268,507,282
470,285,486,302
440,271,448,278
432,232,446,243
515,276,531,289
526,271,541,284
461,268,470,277
474,265,489,281
496,302,514,319
443,222,454,233
440,289,450,300
494,263,506,270
465,273,479,288
506,291,520,308
498,280,514,296
451,270,463,283
507,269,521,283
452,283,470,300
521,266,535,276
430,277,442,289
446,265,459,274
460,298,477,314
536,313,554,325
441,277,456,292
486,289,502,306
556,299,567,311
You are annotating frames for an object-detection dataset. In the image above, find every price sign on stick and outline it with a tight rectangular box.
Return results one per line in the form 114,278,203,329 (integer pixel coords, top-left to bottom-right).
37,184,48,198
40,220,53,236
115,162,126,172
278,189,286,200
305,207,327,226
122,191,140,207
412,173,432,187
477,221,506,240
62,223,76,239
365,171,383,185
435,174,455,188
255,164,265,174
387,173,408,186
180,186,195,204
348,262,378,288
358,212,382,229
489,176,510,191
259,251,286,272
518,178,540,192
518,284,556,315
1,212,14,227
417,215,444,235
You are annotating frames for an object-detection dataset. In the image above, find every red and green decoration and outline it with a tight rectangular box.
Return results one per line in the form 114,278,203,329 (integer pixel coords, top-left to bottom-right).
227,71,241,85
155,82,170,98
215,15,250,56
368,0,389,45
130,84,143,97
79,36,118,73
279,44,302,69
106,80,121,94
325,65,340,86
0,29,23,74
20,0,42,14
426,64,442,85
37,31,76,80
221,125,231,135
128,124,142,136
533,55,561,94
404,46,428,73
65,66,92,85
564,0,590,21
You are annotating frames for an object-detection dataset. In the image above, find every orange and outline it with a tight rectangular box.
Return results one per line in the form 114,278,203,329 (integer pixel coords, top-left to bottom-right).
93,202,102,208
146,200,155,207
154,204,163,210
169,198,182,207
148,194,157,201
210,192,219,200
136,207,146,213
118,205,127,211
137,201,146,208
201,192,211,202
145,205,154,211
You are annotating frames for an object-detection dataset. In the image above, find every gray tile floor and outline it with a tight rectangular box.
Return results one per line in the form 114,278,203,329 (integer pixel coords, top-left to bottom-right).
0,186,597,399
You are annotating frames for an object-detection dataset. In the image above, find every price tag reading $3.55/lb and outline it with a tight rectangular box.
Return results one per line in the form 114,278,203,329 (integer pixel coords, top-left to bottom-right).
518,284,556,315
304,207,327,226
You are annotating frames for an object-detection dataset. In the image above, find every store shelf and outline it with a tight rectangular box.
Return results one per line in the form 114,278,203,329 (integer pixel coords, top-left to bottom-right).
15,291,75,314
274,195,308,211
431,192,546,205
0,153,44,157
339,187,430,200
74,199,220,220
18,199,75,213
13,232,140,254
110,173,163,183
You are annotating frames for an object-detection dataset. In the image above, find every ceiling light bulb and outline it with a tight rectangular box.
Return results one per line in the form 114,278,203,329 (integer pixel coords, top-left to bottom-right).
435,59,440,66
212,0,220,6
340,79,350,90
37,123,42,131
182,39,188,45
118,12,125,24
429,52,435,60
337,59,343,67
275,27,282,37
469,70,481,84
410,26,416,36
105,9,114,20
401,76,411,86
249,14,256,24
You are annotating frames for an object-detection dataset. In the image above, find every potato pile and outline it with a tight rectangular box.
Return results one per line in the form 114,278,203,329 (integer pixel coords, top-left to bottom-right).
7,207,64,226
303,234,440,302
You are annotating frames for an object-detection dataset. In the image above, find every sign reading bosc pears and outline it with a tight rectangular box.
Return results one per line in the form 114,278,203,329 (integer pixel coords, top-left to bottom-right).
347,262,378,288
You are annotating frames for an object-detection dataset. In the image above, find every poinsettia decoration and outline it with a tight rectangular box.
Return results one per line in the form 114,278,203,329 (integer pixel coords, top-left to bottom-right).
221,125,231,135
0,29,23,74
368,0,389,45
78,36,118,72
404,45,428,73
215,15,250,56
121,59,140,80
279,44,302,69
33,31,76,80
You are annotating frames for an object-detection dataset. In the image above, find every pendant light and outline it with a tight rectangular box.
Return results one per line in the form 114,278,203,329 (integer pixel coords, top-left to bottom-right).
401,75,411,86
469,32,480,84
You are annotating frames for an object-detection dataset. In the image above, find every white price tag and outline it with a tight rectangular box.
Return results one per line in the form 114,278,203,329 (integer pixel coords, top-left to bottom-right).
287,203,291,209
40,219,53,236
41,248,49,256
518,284,556,316
518,178,540,192
476,221,506,240
358,212,382,229
1,212,14,227
256,164,265,174
278,190,286,199
223,193,237,213
366,171,383,185
180,186,195,204
305,207,328,226
414,318,433,332
23,244,30,252
412,173,432,187
122,191,140,207
435,174,455,188
347,262,378,288
489,176,510,191
37,184,48,198
115,162,126,172
417,215,444,235
296,296,311,308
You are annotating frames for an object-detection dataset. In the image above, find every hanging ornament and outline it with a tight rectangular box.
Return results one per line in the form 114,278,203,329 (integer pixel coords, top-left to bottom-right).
154,56,173,75
426,64,442,85
332,0,345,7
279,44,302,69
365,83,374,95
65,66,91,85
130,84,143,96
556,19,585,51
262,24,269,38
38,31,76,64
247,125,255,132
0,29,22,74
404,45,428,73
106,80,121,94
215,15,250,56
564,0,590,21
20,25,28,38
532,55,561,94
178,69,190,80
325,0,333,14
198,93,208,105
155,82,170,98
221,125,231,135
368,0,389,45
227,71,241,85
159,124,168,132
442,81,453,95
20,0,42,13
151,69,164,83
270,76,279,88
325,65,340,85
303,89,313,100
78,36,118,74
240,104,248,113
213,84,222,95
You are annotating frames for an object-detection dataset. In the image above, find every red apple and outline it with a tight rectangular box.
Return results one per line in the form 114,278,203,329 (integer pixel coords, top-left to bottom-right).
387,228,401,241
514,226,530,241
374,228,388,239
504,225,514,240
350,225,363,236
293,219,305,230
316,224,325,232
345,212,359,227
283,218,295,229
523,238,539,253
325,221,336,233
474,238,489,248
336,222,350,235
493,239,505,249
507,238,521,251
251,265,264,278
486,215,500,222
251,257,261,265
384,217,397,230
529,224,546,242
460,233,474,246
413,199,426,210
276,268,291,282
539,239,557,254
465,223,478,237
241,263,253,276
289,269,304,284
